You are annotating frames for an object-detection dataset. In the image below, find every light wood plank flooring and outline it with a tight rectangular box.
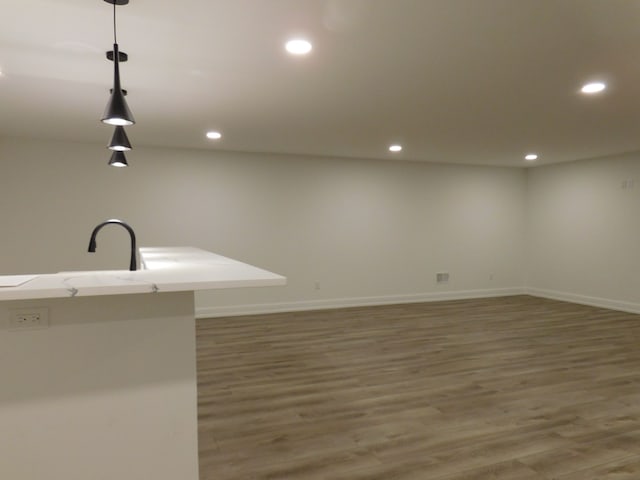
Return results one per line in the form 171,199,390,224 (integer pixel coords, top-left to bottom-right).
196,295,640,479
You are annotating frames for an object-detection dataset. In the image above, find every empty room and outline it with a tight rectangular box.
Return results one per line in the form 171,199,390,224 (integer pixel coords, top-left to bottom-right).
1,1,639,479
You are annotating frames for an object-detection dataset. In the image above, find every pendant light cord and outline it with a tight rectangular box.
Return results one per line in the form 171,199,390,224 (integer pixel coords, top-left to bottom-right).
113,2,117,44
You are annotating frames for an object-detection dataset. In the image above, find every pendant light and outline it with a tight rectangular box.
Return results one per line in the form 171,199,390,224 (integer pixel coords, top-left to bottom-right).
108,151,129,167
108,126,132,151
101,0,134,167
101,0,135,126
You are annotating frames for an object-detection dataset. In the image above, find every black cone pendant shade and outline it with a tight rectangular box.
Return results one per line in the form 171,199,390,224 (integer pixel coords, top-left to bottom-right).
108,126,132,151
108,151,129,167
101,43,135,126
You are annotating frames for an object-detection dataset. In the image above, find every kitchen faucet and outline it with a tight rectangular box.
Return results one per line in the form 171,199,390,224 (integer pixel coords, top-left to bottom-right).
88,219,137,271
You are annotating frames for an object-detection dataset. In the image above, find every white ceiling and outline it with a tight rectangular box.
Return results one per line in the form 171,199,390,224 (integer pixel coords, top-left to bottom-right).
1,0,640,166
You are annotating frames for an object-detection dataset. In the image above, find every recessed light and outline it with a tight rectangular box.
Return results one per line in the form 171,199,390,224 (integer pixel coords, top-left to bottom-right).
389,145,402,153
581,82,606,94
525,154,538,161
285,39,312,55
206,131,222,140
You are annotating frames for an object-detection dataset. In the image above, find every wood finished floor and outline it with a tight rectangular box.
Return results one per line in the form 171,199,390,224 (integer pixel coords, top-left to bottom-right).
196,295,640,479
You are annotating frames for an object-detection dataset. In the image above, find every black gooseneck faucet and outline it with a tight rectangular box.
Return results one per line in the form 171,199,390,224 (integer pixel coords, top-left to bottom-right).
88,219,137,271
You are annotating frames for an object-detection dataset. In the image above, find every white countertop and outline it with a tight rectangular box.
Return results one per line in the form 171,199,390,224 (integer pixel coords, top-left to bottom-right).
0,247,286,301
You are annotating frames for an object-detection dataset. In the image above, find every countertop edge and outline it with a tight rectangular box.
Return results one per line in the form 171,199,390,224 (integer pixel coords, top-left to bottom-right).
0,247,286,301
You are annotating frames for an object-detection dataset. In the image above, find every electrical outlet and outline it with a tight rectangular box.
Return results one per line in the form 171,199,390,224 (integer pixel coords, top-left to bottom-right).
9,307,49,330
436,272,449,284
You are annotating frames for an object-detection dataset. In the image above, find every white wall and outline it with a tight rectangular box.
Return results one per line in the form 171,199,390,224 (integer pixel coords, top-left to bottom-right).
0,136,527,315
526,152,640,312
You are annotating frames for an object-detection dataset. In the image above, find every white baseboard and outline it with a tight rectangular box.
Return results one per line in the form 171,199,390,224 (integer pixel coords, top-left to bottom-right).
526,287,640,315
195,287,526,319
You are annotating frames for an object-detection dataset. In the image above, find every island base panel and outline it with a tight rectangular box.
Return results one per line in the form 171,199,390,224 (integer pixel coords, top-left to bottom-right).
0,291,198,480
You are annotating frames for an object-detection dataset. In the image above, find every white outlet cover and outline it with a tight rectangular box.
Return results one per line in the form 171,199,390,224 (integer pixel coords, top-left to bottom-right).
436,272,450,284
9,307,49,330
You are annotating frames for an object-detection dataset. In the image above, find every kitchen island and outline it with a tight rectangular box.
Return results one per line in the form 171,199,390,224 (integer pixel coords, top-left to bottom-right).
0,247,285,480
